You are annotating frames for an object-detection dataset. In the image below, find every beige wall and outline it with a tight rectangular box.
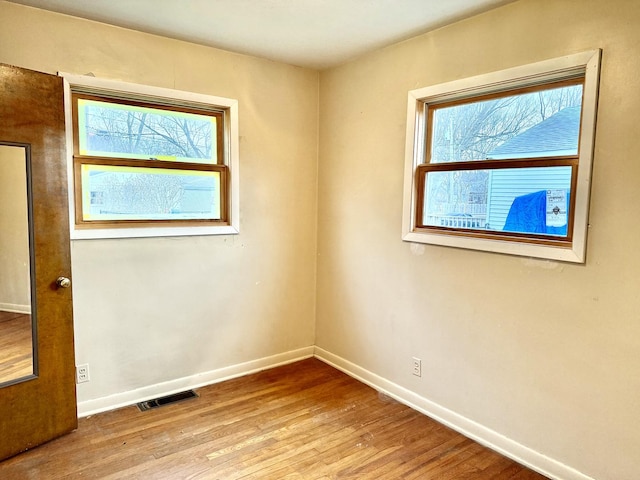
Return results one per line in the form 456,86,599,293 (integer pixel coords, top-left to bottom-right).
0,145,30,311
0,1,318,407
317,0,640,479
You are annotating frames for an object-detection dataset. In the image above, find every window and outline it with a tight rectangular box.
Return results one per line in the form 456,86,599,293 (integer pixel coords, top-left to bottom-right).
62,74,239,239
402,51,601,263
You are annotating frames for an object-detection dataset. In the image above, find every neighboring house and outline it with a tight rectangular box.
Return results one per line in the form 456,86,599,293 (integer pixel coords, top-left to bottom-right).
87,170,217,219
485,106,580,231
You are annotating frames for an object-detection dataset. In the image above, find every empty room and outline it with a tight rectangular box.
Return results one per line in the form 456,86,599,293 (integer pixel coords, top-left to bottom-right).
0,0,638,479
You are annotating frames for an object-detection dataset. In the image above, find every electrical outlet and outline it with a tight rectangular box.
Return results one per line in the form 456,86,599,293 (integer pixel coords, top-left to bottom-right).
76,364,90,384
412,357,421,377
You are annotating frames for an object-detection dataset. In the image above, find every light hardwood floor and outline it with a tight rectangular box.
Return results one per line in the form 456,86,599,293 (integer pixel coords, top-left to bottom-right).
0,358,548,479
0,311,32,384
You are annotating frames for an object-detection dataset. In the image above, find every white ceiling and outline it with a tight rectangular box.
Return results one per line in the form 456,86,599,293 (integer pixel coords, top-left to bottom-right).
7,0,516,70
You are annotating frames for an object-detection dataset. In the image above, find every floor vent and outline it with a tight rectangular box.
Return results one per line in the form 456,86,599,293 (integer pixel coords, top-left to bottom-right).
137,390,199,411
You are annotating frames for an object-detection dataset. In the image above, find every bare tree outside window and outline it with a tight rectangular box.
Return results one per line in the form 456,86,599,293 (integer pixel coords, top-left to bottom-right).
98,172,185,215
425,84,582,226
83,167,221,220
80,99,216,163
76,98,222,220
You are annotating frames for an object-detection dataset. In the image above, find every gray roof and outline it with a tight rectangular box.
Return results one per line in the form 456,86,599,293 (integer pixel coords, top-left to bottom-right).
488,106,581,158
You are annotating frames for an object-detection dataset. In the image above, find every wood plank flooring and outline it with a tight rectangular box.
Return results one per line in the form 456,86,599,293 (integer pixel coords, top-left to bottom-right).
0,358,548,479
0,310,33,384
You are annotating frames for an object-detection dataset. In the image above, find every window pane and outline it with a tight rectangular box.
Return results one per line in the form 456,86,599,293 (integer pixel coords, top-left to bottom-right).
81,165,221,221
77,99,217,164
423,166,572,236
430,84,583,163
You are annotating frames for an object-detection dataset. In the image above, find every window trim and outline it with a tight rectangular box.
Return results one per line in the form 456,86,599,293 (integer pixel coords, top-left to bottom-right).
401,50,601,263
61,73,240,240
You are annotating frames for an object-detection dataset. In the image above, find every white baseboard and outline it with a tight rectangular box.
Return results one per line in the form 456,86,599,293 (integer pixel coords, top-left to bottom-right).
77,345,594,480
77,346,315,418
314,347,594,480
0,302,31,314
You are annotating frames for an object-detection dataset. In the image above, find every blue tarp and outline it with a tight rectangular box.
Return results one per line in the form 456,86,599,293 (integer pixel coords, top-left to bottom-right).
503,190,568,236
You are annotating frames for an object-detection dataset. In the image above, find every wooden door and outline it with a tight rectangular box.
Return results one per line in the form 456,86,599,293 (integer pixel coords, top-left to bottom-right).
0,64,77,460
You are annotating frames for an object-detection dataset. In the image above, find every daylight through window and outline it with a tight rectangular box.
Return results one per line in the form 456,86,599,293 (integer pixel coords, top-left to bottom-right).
72,93,227,227
419,80,581,239
402,51,601,263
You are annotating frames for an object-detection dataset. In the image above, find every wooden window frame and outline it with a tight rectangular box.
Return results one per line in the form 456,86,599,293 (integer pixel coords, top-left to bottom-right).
61,74,240,240
402,50,601,263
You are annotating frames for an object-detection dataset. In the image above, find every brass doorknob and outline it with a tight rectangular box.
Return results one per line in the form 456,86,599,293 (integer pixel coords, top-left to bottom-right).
56,276,71,288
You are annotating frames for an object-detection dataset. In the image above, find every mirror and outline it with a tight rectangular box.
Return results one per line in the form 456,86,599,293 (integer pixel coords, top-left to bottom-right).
0,143,36,385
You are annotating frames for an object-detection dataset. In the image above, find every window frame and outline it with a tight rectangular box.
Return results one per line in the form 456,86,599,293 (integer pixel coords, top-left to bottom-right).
402,50,601,263
61,73,240,240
